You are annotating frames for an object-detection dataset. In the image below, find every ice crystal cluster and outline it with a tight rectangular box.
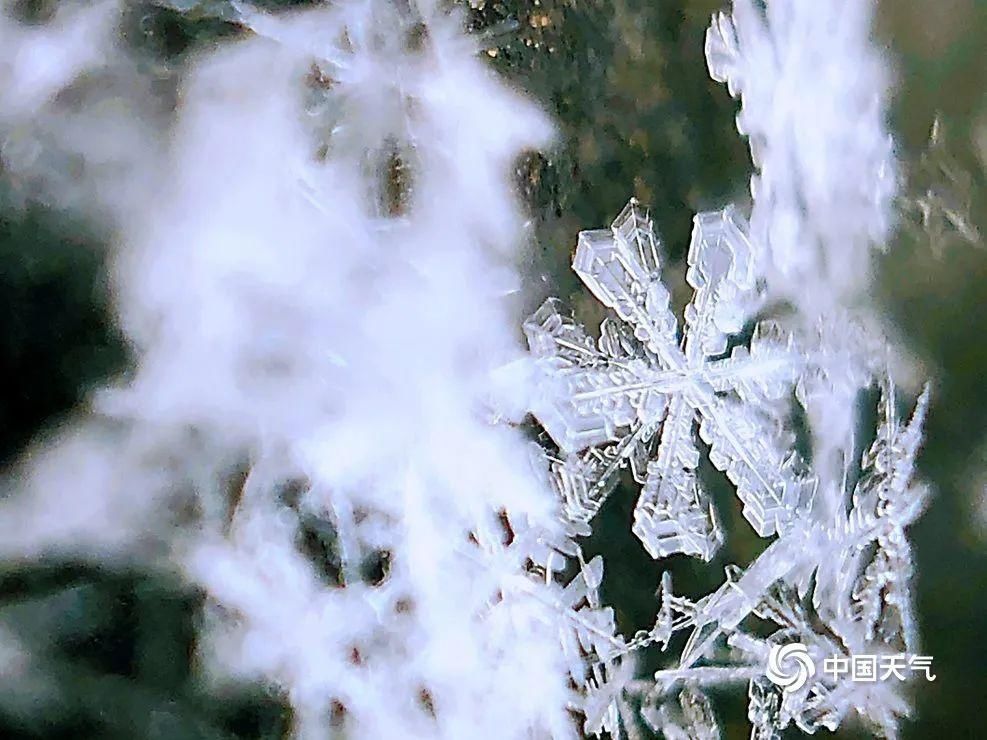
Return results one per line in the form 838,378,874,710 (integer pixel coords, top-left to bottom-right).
0,0,929,739
901,117,982,256
527,201,929,738
704,0,897,316
524,2,932,739
0,1,598,738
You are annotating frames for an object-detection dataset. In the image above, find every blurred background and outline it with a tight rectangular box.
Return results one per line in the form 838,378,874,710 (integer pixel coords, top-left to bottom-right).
0,0,984,737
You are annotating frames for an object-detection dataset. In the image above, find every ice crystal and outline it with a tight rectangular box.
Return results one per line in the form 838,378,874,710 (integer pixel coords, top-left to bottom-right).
525,193,930,739
902,116,982,256
525,199,812,560
726,382,930,738
0,0,934,739
528,338,931,738
526,2,931,722
705,0,896,315
522,184,932,740
2,1,607,738
641,685,720,739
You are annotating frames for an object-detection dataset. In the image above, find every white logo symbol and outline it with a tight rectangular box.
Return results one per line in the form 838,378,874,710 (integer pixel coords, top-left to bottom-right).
766,643,815,692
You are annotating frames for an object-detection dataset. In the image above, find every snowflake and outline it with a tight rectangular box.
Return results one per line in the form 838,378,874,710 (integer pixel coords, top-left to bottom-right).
553,376,930,740
525,193,932,738
525,199,813,560
704,1,896,314
814,378,930,656
742,380,929,738
722,381,921,636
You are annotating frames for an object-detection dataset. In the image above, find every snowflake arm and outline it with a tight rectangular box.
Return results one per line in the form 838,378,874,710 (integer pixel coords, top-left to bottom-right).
633,396,721,560
572,199,680,362
524,298,667,454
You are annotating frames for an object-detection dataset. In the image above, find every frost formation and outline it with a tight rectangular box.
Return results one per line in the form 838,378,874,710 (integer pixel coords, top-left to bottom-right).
526,200,810,560
527,198,930,738
705,0,896,316
0,0,931,739
0,1,616,738
525,2,931,738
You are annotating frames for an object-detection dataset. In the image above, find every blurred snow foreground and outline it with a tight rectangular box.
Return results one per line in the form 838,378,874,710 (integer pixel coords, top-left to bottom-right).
0,1,930,739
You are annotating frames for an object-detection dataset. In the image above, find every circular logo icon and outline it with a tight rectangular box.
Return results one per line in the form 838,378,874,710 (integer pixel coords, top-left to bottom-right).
766,642,815,692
